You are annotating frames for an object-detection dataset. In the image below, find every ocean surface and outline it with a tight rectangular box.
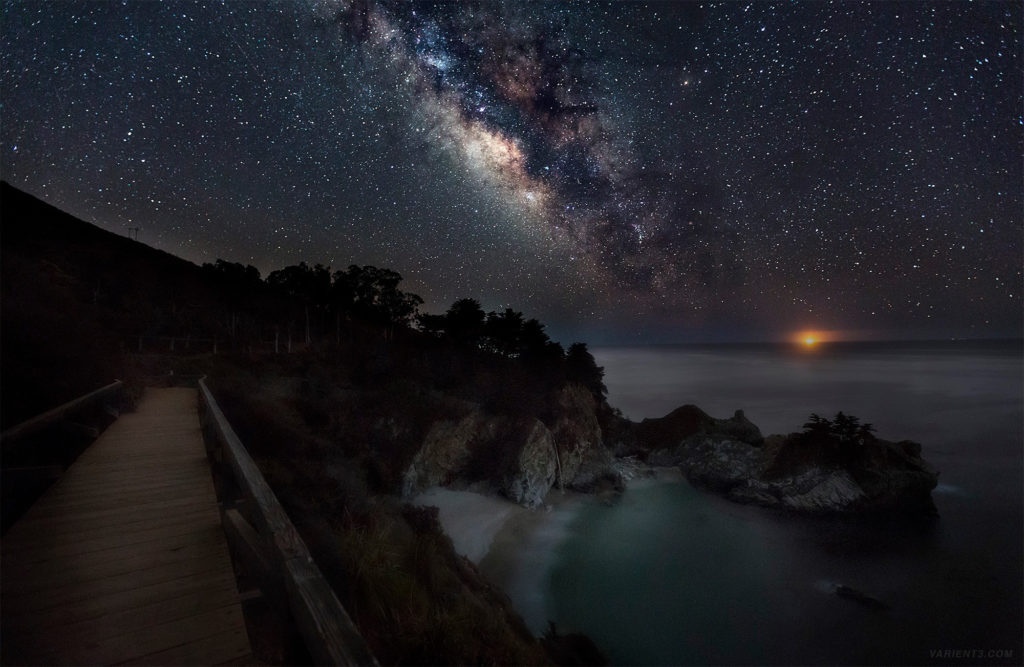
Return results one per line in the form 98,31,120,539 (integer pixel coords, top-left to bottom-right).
535,341,1022,665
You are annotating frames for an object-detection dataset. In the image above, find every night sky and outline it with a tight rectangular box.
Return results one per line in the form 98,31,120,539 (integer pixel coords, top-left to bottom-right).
2,1,1021,344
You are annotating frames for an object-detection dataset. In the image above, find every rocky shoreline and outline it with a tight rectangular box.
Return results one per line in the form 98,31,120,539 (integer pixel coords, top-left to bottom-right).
401,383,940,517
616,405,940,516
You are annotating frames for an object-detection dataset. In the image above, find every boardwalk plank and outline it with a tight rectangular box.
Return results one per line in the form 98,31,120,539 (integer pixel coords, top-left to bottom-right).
3,503,218,543
2,529,226,595
9,589,243,646
2,520,225,563
1,387,251,665
17,604,247,665
5,569,239,631
120,626,252,666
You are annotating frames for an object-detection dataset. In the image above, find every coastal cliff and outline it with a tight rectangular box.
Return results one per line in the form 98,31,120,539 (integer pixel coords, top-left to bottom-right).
399,386,937,517
402,383,619,508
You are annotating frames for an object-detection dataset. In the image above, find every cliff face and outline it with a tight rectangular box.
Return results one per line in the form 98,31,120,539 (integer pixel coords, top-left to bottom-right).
402,383,617,507
622,405,939,516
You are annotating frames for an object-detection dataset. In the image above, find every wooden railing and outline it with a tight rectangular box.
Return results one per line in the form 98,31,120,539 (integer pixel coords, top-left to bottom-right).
0,380,124,446
197,379,377,666
1,381,127,532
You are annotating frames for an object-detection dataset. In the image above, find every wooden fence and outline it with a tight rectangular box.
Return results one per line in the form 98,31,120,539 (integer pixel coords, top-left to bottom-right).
1,381,127,532
197,379,377,666
0,381,125,446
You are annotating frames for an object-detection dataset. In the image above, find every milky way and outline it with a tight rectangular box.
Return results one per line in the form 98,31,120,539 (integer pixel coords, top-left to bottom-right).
333,0,740,309
2,1,1020,342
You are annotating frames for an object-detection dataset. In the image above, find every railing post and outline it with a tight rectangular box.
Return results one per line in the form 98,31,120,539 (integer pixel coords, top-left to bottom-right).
197,379,378,666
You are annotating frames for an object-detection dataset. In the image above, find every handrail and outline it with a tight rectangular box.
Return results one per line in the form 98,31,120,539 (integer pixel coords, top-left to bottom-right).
197,378,377,666
0,381,124,446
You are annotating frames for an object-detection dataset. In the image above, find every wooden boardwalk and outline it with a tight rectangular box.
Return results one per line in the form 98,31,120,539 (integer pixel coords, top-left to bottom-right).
1,387,252,665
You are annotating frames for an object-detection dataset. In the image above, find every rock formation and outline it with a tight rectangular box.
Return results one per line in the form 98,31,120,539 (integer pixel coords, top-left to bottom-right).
402,384,937,516
402,382,619,508
624,405,938,516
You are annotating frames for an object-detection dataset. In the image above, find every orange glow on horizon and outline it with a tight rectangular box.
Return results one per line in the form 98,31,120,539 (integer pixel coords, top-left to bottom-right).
794,330,841,346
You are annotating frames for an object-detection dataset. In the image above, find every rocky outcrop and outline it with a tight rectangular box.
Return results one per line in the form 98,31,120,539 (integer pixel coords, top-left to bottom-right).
503,420,557,507
549,384,614,491
731,469,868,513
629,406,938,517
402,410,486,496
402,382,620,508
636,405,763,451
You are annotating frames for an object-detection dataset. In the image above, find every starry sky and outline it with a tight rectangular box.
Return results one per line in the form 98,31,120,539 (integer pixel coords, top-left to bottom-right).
2,1,1021,344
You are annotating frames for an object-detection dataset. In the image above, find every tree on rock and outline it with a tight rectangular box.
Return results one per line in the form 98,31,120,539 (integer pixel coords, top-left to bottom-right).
565,342,606,398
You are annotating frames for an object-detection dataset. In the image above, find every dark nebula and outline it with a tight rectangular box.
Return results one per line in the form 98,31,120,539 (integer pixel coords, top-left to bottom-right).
2,1,1020,342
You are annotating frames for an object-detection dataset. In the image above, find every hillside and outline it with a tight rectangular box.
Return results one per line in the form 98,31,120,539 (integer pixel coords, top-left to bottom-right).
0,182,610,664
1,182,938,663
1,182,246,426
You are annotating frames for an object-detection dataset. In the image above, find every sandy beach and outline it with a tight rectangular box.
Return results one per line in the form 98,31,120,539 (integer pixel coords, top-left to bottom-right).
411,486,591,633
412,469,684,634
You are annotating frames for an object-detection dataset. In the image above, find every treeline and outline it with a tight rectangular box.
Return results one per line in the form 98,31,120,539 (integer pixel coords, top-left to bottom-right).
417,298,606,398
201,259,606,398
198,260,423,347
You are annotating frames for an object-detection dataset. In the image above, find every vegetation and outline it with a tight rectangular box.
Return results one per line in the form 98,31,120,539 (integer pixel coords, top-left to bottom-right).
1,181,607,664
206,365,548,663
762,411,882,479
802,411,876,448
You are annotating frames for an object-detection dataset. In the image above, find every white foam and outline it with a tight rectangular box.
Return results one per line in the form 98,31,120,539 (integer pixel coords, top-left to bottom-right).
499,496,586,634
410,488,520,564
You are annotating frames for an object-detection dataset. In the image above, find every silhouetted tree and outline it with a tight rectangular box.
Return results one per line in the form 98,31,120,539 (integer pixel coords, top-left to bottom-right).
445,298,486,345
857,422,876,442
484,308,525,356
267,262,331,305
331,268,356,309
416,312,447,337
520,318,548,349
267,262,333,344
202,259,261,287
832,411,861,443
379,288,423,333
330,265,423,336
565,342,606,398
200,259,265,343
802,413,833,438
802,411,876,449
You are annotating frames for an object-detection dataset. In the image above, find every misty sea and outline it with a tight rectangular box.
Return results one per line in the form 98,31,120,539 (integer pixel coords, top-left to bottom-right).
537,340,1022,665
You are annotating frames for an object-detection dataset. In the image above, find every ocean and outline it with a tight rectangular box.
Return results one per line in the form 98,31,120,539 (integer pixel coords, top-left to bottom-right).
535,341,1022,665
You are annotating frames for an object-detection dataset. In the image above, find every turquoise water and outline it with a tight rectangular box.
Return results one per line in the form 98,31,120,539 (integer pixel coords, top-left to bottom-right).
542,342,1023,665
550,481,802,665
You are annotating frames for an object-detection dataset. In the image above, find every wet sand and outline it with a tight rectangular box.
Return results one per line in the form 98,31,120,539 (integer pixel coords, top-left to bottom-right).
412,470,684,634
409,487,521,563
411,486,592,633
